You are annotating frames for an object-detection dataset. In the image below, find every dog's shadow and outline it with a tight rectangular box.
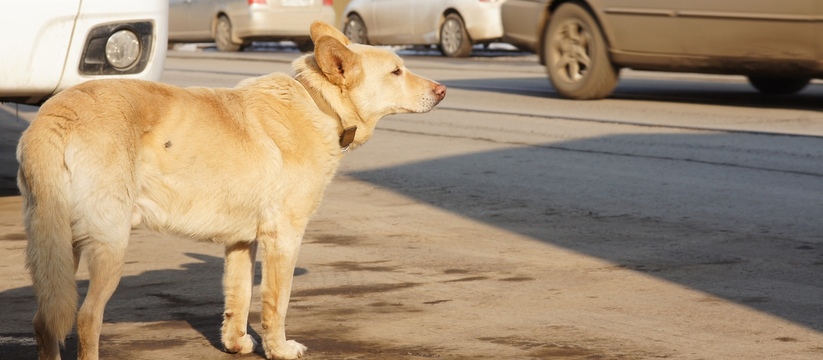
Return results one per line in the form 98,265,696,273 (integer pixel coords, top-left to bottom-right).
0,252,307,360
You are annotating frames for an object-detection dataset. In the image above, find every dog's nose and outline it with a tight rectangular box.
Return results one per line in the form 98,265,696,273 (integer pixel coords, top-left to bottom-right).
433,83,447,102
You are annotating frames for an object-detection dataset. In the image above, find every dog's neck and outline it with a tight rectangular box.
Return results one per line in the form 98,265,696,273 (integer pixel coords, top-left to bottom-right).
292,55,370,151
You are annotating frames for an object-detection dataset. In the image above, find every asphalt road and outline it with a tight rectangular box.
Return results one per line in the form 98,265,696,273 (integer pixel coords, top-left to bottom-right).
1,46,822,359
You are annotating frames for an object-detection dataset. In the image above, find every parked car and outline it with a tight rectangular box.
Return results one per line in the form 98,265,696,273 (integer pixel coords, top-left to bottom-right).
0,0,168,105
342,0,507,58
168,0,336,52
502,0,823,99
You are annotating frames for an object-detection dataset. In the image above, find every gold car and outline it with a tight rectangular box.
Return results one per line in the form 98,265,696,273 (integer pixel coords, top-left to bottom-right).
169,0,336,52
503,0,823,99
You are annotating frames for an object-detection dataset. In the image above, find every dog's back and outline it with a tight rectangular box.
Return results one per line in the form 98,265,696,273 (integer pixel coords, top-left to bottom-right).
17,75,337,358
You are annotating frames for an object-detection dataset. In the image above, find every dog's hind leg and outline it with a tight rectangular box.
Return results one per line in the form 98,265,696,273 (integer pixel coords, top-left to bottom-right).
75,237,127,360
258,219,308,360
75,205,132,360
221,240,259,354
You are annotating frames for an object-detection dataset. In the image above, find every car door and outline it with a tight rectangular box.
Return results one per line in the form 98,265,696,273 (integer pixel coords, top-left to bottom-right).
676,0,816,61
169,0,218,41
500,0,546,52
370,0,414,44
410,0,438,44
595,0,683,55
169,0,196,39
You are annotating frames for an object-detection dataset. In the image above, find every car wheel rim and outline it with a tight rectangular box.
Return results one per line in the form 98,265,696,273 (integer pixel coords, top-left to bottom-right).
217,19,231,48
441,18,463,55
345,19,364,43
550,20,593,83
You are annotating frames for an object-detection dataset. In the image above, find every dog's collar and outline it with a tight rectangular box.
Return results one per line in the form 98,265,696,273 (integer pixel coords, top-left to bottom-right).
339,125,357,152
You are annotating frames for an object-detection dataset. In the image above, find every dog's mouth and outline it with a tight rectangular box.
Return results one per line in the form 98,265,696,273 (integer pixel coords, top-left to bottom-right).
406,100,441,113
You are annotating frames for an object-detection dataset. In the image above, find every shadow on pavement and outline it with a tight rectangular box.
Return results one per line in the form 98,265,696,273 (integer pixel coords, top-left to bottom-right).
441,76,823,112
0,251,307,359
347,132,823,333
0,105,32,196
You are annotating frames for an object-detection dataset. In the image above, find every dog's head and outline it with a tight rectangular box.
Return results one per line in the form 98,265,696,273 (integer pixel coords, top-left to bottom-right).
294,22,446,147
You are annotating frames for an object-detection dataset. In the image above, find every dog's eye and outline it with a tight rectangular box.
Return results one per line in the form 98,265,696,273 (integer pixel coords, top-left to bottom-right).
391,68,403,76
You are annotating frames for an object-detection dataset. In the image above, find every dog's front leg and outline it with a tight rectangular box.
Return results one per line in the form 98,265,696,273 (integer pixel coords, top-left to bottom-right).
221,241,258,354
259,228,307,359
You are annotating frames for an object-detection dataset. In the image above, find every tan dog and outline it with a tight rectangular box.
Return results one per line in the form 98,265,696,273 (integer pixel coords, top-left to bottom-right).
17,21,445,360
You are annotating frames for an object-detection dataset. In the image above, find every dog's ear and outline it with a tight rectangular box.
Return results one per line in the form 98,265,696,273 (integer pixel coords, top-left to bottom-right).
315,35,361,86
310,21,352,46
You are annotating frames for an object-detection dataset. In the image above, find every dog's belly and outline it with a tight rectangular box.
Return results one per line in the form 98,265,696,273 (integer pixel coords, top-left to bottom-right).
131,145,278,243
132,191,263,243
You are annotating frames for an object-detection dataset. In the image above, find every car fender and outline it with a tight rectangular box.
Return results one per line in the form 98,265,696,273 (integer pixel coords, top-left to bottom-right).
0,1,81,96
538,0,613,65
211,2,245,45
429,0,505,44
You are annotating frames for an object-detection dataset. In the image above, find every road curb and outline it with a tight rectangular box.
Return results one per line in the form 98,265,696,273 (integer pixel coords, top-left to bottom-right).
166,47,544,73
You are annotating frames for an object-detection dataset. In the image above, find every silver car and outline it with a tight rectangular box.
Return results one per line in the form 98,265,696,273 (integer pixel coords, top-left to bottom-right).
502,0,823,99
342,0,507,58
169,0,336,52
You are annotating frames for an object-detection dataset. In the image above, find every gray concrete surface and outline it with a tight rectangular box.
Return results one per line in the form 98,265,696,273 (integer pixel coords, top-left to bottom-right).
1,48,822,359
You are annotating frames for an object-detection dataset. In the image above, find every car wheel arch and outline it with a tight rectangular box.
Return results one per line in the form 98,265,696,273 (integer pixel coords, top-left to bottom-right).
438,9,471,43
344,12,369,44
538,0,614,66
211,12,243,44
210,12,223,38
213,13,244,51
542,0,619,99
346,11,364,20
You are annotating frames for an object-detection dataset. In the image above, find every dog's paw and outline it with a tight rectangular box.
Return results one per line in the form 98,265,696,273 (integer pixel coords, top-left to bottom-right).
265,339,307,359
224,333,257,354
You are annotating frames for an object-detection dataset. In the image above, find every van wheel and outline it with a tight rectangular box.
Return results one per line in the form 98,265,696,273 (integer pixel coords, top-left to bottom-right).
544,2,617,99
747,76,810,94
439,14,473,58
344,14,368,44
215,15,241,52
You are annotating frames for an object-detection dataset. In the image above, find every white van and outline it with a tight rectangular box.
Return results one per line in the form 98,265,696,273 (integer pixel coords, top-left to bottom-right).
0,0,168,105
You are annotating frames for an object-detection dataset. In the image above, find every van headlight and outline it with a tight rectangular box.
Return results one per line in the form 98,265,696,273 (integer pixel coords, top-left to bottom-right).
79,21,154,75
105,30,141,70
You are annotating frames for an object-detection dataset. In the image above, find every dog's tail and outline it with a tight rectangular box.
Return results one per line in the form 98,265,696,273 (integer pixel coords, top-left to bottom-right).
17,110,77,345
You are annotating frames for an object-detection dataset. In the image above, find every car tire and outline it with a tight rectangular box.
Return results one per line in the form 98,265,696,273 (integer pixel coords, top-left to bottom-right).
544,2,617,100
747,76,810,95
344,14,368,44
215,15,241,52
439,13,473,58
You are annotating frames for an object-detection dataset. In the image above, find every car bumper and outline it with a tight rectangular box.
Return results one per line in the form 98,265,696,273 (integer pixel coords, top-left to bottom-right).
59,7,167,92
0,0,167,104
463,4,505,42
232,6,336,40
